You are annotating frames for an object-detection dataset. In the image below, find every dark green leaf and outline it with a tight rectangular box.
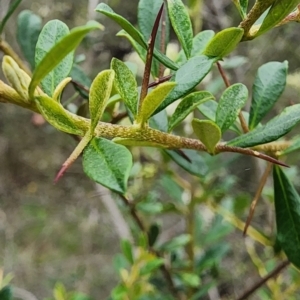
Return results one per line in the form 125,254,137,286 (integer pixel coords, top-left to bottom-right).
216,83,248,132
29,21,102,99
35,94,88,135
249,61,288,129
156,55,215,113
256,1,300,37
35,20,73,97
111,58,138,116
168,91,214,131
0,286,13,300
136,82,176,125
273,166,300,268
70,64,92,99
148,224,160,247
165,149,209,177
89,70,115,132
192,119,221,154
190,282,216,300
227,104,300,148
0,0,23,34
17,10,42,69
83,137,132,194
203,27,244,58
159,234,191,252
96,3,178,71
240,0,249,18
150,109,168,132
121,239,134,264
167,0,193,58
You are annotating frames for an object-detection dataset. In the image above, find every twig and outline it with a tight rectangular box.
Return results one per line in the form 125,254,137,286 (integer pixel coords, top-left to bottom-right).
243,162,272,235
236,260,290,300
148,74,172,88
217,61,249,133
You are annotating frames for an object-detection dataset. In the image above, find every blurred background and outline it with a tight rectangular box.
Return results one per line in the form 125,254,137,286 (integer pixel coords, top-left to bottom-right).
1,0,300,299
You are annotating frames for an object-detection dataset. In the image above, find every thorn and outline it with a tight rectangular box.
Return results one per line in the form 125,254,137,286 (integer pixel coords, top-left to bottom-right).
54,163,69,183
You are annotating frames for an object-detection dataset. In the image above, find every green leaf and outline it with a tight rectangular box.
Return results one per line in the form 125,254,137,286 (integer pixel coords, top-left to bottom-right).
281,135,300,155
167,0,193,58
165,149,209,177
139,258,165,276
228,104,300,148
216,83,248,132
35,20,73,97
159,234,191,252
203,27,244,58
0,286,13,300
180,273,201,288
0,0,23,34
17,10,42,69
156,55,215,113
121,239,134,264
256,1,300,37
70,64,92,99
136,82,176,125
240,0,249,18
137,201,164,214
190,282,216,300
29,21,102,99
168,91,214,131
197,99,218,120
83,137,132,194
148,224,160,247
96,3,178,71
273,166,300,269
111,58,138,116
192,119,221,154
35,94,88,136
249,61,288,129
176,30,215,65
89,70,115,132
138,0,170,77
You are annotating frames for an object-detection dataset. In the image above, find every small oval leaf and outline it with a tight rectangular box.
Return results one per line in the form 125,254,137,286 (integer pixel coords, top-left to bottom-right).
273,166,300,269
0,286,13,300
83,137,133,194
168,91,214,131
192,119,221,154
156,55,215,113
167,0,193,58
35,20,73,97
203,27,244,58
228,104,300,148
96,3,178,71
29,21,102,99
111,58,138,116
89,70,115,132
249,61,288,129
35,94,88,135
216,83,248,132
256,1,300,37
136,81,176,125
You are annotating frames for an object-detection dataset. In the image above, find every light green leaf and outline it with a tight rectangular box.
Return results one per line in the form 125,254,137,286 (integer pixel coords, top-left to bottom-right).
0,0,23,34
167,0,193,58
138,0,170,77
35,20,73,97
273,166,300,269
165,149,209,177
17,10,42,69
168,91,214,131
35,94,88,135
52,77,72,102
203,27,244,58
216,83,248,132
249,61,288,129
89,70,115,133
192,119,221,154
156,55,216,113
176,30,215,65
83,137,132,194
180,273,201,288
159,234,191,252
96,3,178,71
121,239,134,264
29,21,102,99
139,258,165,276
240,0,249,18
197,99,218,121
136,82,176,125
111,58,138,116
281,135,300,155
256,1,300,37
228,104,300,148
